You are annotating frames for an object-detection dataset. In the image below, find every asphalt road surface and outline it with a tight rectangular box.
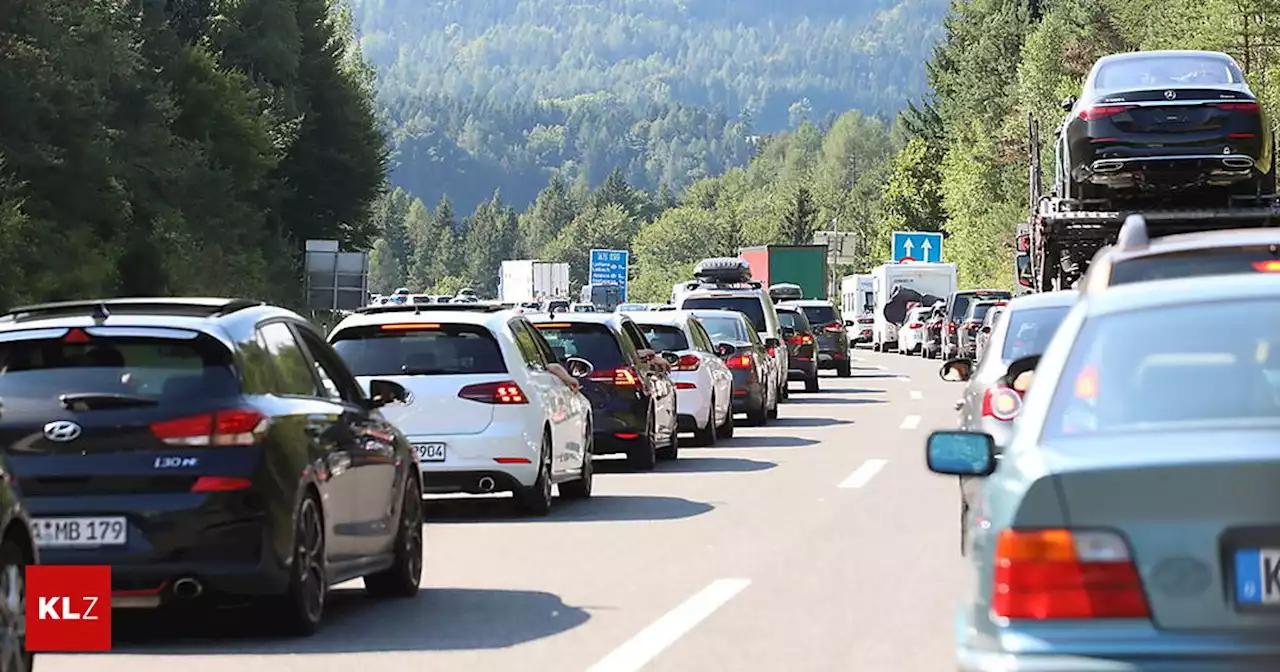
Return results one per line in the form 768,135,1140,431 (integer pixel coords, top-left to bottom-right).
38,349,970,672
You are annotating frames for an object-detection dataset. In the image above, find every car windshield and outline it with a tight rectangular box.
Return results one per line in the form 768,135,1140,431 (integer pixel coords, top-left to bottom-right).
682,296,767,331
777,311,809,331
0,333,238,401
1095,55,1242,89
969,303,997,321
799,305,838,326
638,325,689,352
532,323,626,369
1043,300,1280,438
1000,306,1071,361
1110,248,1280,285
331,324,507,376
951,291,1009,321
698,316,751,342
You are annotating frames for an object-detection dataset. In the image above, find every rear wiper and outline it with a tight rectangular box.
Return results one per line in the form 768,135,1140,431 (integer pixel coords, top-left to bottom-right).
59,393,159,411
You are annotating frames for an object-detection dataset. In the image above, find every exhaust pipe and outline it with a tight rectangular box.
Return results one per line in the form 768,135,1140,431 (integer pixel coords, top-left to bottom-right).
477,476,496,492
172,577,203,600
1223,156,1254,169
1092,159,1124,172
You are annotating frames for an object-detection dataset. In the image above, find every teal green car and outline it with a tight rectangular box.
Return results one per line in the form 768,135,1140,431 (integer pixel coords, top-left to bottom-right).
927,272,1280,670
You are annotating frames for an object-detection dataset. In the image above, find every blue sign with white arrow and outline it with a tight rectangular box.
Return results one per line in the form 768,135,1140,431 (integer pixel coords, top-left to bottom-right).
891,231,943,263
589,249,629,301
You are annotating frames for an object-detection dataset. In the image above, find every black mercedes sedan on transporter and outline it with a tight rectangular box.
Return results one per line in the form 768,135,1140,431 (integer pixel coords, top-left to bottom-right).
687,310,778,426
0,298,423,635
527,312,678,470
1057,50,1274,203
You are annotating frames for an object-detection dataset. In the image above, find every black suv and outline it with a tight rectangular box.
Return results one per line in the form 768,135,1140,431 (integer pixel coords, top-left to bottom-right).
528,313,678,469
0,298,423,634
775,306,819,392
779,300,852,377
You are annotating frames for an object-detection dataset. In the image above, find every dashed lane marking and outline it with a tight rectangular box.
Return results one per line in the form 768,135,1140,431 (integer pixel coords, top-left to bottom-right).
838,459,888,488
899,415,921,430
909,390,923,400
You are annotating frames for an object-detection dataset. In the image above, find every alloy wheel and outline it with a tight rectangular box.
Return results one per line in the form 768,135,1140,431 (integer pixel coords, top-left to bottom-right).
296,499,326,623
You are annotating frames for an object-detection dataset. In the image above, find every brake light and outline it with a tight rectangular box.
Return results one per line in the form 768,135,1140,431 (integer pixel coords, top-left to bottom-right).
823,325,843,333
787,334,813,345
458,381,528,404
1215,101,1259,112
1079,105,1132,120
63,328,91,344
948,322,957,333
907,322,923,329
726,354,752,369
191,476,252,492
1253,260,1280,272
379,323,439,330
675,354,701,371
981,386,1022,421
589,367,640,386
993,528,1149,619
150,409,269,446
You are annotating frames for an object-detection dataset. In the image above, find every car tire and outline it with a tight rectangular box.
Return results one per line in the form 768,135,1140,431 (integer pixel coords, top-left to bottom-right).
657,420,679,461
747,391,769,426
269,493,327,636
627,414,658,471
516,434,554,516
364,476,424,598
558,428,594,500
0,537,31,672
836,360,851,377
766,384,779,420
691,399,717,447
717,402,735,438
805,371,819,392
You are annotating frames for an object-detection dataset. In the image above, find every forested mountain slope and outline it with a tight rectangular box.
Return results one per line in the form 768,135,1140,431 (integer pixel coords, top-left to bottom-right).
350,0,949,212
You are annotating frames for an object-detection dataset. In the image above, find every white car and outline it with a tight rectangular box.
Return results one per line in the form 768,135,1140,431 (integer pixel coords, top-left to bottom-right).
629,311,735,445
897,306,931,355
327,304,595,515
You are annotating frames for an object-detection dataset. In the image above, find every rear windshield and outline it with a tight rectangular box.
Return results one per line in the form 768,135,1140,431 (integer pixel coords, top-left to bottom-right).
1044,300,1280,438
1110,248,1280,285
969,303,998,321
546,301,569,312
330,324,506,376
638,325,689,352
0,332,237,401
682,296,767,331
776,311,809,331
1095,55,1241,90
799,305,838,326
532,323,625,369
951,292,1010,321
1001,306,1071,361
698,316,750,343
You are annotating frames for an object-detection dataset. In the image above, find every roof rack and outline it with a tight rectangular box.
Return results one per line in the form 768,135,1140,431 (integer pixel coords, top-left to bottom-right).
3,297,264,321
354,303,507,315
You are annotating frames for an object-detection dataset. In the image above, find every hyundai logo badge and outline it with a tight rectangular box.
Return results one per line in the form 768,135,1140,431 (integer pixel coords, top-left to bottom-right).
43,420,82,443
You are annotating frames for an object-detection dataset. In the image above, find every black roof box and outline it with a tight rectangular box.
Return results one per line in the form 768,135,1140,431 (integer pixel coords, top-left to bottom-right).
693,257,752,283
768,283,804,301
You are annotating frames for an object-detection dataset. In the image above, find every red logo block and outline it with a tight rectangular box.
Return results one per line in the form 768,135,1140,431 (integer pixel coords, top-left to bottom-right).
26,565,111,651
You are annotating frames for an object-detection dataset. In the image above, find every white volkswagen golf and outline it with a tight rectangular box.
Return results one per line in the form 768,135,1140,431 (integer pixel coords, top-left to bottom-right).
629,311,734,445
327,304,595,515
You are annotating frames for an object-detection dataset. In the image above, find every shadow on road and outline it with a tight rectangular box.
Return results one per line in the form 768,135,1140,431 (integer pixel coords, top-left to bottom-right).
784,396,886,405
111,587,589,653
656,456,775,473
424,494,714,523
766,416,851,428
717,435,820,448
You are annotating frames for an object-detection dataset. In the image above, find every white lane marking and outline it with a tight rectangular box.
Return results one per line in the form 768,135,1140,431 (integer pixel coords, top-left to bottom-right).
900,414,922,430
838,459,888,488
909,390,923,400
586,579,751,672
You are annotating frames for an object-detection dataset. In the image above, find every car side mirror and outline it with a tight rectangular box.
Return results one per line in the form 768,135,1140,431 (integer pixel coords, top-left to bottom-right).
764,337,781,349
926,431,996,476
564,356,594,378
660,352,680,366
368,379,410,407
714,342,736,358
939,358,973,382
1061,95,1076,111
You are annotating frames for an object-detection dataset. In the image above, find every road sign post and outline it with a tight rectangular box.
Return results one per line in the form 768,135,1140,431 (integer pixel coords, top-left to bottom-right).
891,231,943,263
589,249,629,301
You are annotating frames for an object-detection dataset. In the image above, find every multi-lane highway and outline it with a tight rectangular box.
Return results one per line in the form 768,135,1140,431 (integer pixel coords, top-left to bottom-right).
39,350,968,672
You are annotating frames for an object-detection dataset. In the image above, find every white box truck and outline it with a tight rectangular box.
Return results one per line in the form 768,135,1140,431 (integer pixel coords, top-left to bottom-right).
499,260,570,304
870,262,957,351
840,274,875,345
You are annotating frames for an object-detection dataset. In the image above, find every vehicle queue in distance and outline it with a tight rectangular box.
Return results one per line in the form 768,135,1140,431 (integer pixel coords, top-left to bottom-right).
0,254,853,667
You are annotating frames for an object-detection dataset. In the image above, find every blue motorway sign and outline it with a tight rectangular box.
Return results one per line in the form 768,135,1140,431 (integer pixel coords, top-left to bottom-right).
891,231,943,263
589,249,629,301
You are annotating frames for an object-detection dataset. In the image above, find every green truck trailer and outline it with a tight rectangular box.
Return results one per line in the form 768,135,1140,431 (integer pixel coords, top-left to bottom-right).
737,245,829,299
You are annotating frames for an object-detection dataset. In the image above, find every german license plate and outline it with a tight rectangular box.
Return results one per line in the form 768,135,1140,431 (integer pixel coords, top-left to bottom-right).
1234,549,1280,605
32,517,127,548
414,443,446,462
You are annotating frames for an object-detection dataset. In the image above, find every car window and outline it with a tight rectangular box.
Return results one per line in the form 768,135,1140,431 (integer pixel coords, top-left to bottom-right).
621,321,651,352
689,320,715,352
776,310,809,331
525,320,561,364
1000,306,1071,361
968,303,997,321
799,305,838,326
682,296,767,331
0,331,240,402
508,320,548,369
1109,248,1280,286
698,316,749,342
330,323,507,376
638,324,689,352
532,323,626,369
1095,55,1241,89
258,322,322,396
1043,300,1280,438
294,326,362,402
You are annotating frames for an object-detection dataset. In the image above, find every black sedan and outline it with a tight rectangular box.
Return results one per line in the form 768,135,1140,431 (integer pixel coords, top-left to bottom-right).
687,310,778,426
1057,50,1274,203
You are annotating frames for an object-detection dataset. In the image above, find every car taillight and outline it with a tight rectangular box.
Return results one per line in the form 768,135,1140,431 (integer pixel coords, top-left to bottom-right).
725,354,753,369
981,386,1022,421
787,334,813,345
1215,101,1260,112
675,382,696,390
675,354,701,371
766,346,777,357
908,322,923,329
823,325,843,333
1253,260,1280,272
589,367,640,386
458,381,528,404
993,528,1149,620
150,409,269,446
1079,105,1132,120
948,322,957,333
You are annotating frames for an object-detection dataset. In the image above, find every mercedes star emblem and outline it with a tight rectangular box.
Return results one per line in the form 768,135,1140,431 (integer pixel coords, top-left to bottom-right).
1164,90,1176,100
43,420,82,443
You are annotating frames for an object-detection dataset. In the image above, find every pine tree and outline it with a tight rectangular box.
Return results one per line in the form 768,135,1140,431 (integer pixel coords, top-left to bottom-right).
782,186,818,245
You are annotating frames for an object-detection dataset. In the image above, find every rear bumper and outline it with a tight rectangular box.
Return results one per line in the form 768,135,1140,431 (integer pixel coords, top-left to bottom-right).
420,469,526,494
787,358,818,379
675,385,712,428
408,424,540,490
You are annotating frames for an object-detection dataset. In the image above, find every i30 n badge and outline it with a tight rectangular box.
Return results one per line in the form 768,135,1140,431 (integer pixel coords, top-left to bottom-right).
42,421,82,442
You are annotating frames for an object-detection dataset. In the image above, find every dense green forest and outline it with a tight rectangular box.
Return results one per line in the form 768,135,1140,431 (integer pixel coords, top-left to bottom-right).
0,0,384,308
351,0,950,212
